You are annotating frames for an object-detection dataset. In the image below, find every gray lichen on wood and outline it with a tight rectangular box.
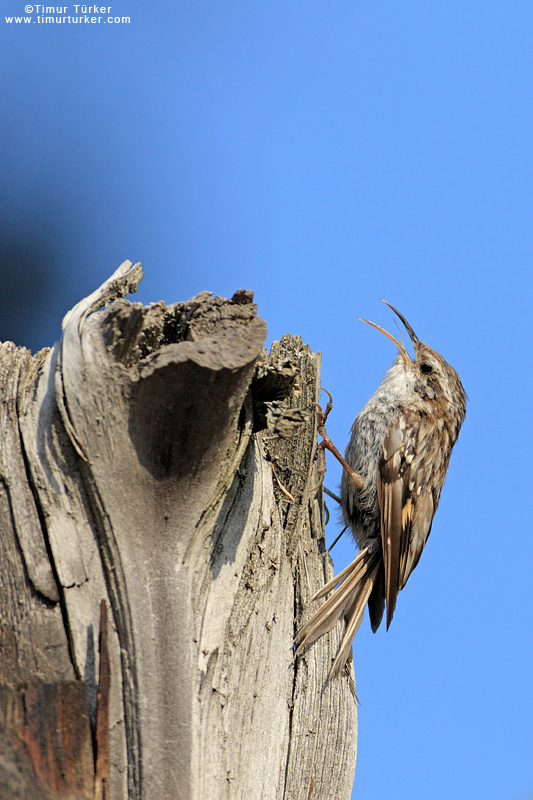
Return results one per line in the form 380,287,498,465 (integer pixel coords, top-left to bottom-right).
0,260,357,799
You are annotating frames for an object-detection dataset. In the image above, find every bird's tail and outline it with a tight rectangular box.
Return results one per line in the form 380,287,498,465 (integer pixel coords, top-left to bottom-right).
295,545,381,676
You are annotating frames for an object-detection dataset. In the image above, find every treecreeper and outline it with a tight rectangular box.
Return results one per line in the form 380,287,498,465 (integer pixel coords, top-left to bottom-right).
295,301,467,675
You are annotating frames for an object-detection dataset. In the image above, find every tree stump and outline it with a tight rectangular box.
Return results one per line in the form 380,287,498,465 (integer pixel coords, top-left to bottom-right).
0,261,357,800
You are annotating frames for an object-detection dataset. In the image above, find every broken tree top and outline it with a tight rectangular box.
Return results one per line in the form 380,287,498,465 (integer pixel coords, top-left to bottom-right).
0,260,357,800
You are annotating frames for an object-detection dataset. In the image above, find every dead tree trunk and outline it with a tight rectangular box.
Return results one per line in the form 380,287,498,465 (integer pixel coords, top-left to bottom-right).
0,261,357,800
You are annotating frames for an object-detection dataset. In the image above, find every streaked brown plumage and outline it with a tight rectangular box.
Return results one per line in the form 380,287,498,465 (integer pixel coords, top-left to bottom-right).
295,301,466,675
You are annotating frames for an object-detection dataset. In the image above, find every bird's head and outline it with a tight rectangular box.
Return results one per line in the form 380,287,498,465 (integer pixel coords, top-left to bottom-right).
359,301,467,421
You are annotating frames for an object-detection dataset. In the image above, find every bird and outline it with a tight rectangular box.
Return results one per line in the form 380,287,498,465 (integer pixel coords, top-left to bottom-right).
295,301,467,676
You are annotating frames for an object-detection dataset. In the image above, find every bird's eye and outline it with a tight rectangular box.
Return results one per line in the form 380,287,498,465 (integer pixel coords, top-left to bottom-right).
420,363,433,374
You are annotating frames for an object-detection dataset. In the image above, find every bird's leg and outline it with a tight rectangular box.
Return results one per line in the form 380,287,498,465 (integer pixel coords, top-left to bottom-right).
314,439,327,490
311,389,365,493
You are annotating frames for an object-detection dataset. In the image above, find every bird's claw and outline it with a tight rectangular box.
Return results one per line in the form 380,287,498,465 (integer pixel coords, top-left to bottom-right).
309,389,365,494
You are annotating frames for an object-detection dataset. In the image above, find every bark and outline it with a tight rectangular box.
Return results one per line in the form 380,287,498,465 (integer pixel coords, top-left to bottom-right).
0,261,357,800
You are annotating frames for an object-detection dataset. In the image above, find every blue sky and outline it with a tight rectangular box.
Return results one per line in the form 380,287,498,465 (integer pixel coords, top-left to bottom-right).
2,2,532,798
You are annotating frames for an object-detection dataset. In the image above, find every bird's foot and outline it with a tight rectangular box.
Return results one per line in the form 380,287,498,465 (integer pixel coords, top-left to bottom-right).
310,388,365,493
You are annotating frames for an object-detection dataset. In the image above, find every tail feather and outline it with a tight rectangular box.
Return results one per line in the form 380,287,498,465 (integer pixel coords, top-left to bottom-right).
295,546,381,672
309,552,370,602
329,560,380,676
295,549,373,649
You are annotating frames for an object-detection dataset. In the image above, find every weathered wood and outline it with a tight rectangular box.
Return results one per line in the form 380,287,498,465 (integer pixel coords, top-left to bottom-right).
0,261,357,799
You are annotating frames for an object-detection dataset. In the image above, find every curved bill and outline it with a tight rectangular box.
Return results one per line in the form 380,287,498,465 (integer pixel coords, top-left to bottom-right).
380,300,419,345
358,317,411,362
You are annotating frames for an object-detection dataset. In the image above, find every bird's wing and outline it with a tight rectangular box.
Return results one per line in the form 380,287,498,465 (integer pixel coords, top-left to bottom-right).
377,412,432,629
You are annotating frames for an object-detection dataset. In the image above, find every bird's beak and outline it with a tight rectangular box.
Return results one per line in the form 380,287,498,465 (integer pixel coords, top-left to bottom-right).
358,316,411,362
380,300,419,346
358,301,419,363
